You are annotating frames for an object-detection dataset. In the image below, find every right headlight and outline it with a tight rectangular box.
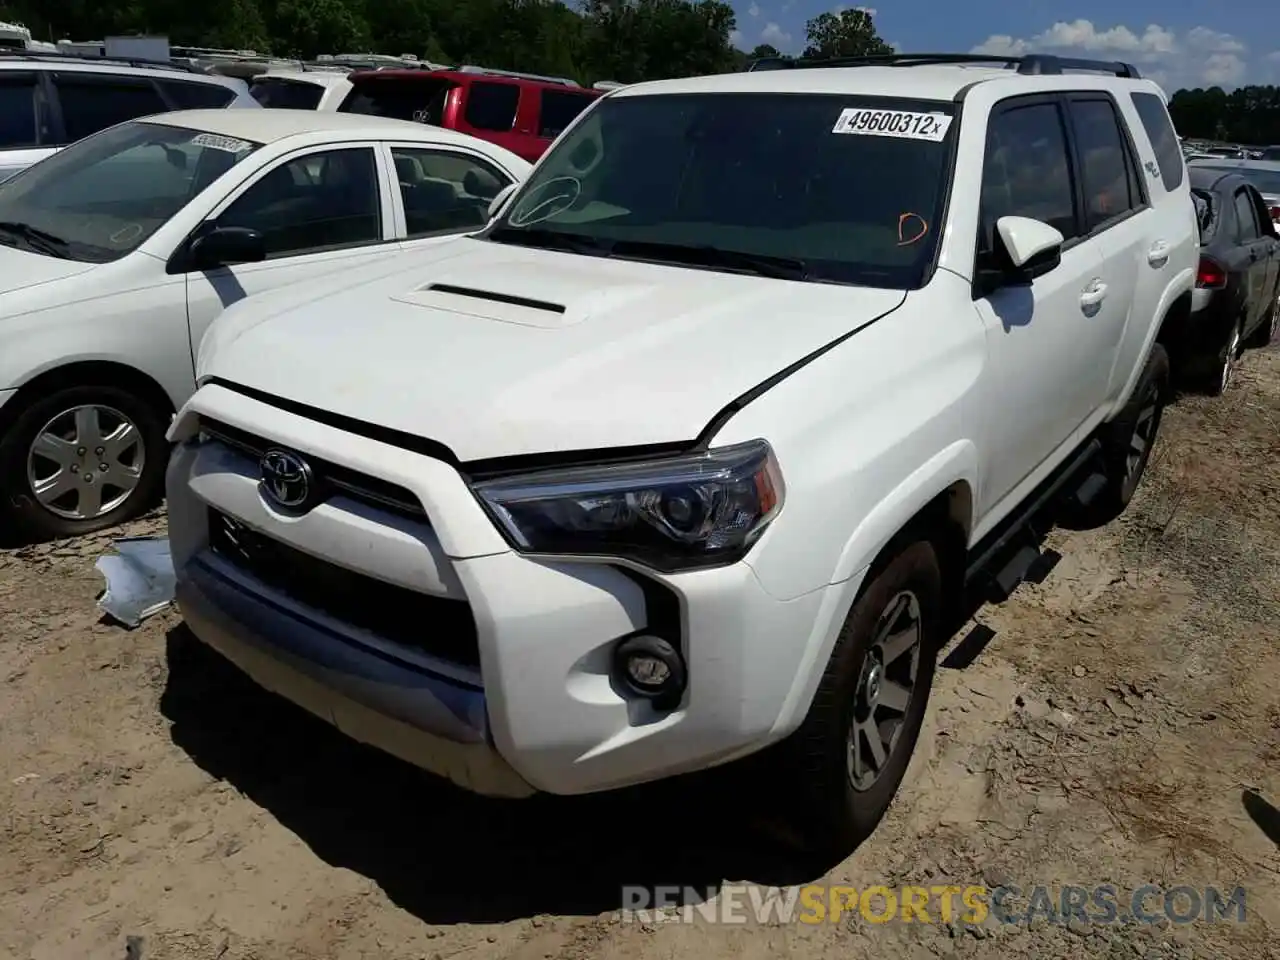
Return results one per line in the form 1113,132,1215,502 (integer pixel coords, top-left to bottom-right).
471,439,784,572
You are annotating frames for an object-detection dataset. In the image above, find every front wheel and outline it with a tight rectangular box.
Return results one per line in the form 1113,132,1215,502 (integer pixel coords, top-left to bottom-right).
766,539,942,858
0,383,169,542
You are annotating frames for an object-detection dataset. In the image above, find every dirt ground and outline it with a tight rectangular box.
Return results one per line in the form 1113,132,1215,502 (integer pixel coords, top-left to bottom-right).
3,348,1280,960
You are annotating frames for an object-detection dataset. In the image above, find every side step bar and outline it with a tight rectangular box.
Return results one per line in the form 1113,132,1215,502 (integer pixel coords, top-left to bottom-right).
964,438,1105,601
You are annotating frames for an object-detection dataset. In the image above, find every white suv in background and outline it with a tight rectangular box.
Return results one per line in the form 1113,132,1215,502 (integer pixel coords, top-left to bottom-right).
0,53,256,181
167,53,1197,853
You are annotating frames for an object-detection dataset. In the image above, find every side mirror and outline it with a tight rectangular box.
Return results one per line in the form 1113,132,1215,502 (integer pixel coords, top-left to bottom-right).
997,215,1064,269
487,183,518,220
976,216,1064,294
189,225,266,270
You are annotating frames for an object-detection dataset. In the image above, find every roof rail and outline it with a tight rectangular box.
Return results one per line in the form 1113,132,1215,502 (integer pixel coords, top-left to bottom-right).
453,64,579,87
747,52,1141,79
0,49,204,73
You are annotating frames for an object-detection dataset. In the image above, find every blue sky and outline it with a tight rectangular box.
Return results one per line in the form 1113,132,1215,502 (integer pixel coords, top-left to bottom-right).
728,1,1280,92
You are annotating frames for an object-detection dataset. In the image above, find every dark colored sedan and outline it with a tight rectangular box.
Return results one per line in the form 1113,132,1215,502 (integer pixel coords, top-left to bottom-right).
1182,165,1280,394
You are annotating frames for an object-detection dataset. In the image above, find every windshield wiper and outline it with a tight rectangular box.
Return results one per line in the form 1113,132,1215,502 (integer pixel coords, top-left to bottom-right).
609,240,808,280
0,220,71,258
486,225,615,257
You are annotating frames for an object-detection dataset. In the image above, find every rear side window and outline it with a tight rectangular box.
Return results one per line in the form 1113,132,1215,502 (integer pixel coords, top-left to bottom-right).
1191,188,1216,238
1068,98,1140,230
1129,92,1184,192
0,73,40,148
53,74,168,144
538,89,596,139
464,81,519,132
159,79,236,109
981,101,1079,245
1234,188,1261,242
249,78,323,110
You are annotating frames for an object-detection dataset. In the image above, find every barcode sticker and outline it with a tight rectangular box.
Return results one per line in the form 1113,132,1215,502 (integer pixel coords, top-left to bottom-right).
832,108,953,141
191,132,253,153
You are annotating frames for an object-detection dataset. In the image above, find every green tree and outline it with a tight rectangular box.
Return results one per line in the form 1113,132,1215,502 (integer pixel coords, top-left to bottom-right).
747,43,779,59
802,7,892,60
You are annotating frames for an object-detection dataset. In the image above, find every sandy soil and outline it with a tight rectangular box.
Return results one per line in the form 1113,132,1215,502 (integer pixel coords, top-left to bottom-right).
2,348,1279,960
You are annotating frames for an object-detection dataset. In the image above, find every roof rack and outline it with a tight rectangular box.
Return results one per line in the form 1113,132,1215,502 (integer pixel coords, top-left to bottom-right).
0,49,204,73
747,52,1141,79
453,64,579,87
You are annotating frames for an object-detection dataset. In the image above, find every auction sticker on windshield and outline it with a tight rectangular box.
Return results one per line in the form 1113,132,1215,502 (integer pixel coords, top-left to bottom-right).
190,133,253,154
832,108,953,142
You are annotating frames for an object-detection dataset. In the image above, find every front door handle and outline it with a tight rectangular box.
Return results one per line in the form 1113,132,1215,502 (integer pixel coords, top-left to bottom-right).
1147,240,1170,267
1080,278,1108,310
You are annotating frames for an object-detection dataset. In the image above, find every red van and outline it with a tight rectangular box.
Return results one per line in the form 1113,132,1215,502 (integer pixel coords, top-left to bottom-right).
337,67,602,163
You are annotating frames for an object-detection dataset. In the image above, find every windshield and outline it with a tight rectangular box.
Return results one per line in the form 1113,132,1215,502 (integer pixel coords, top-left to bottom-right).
0,121,261,263
250,78,324,110
486,92,957,288
1196,164,1280,196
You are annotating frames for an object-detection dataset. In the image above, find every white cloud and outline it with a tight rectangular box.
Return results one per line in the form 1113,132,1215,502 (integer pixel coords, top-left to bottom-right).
970,20,1264,91
761,21,792,49
855,5,877,15
747,2,760,17
730,28,744,47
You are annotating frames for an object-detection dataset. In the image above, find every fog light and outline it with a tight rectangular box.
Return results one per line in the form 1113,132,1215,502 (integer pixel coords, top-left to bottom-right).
614,634,686,709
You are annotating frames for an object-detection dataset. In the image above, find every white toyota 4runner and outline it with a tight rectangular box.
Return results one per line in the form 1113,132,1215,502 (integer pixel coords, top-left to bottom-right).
165,53,1197,853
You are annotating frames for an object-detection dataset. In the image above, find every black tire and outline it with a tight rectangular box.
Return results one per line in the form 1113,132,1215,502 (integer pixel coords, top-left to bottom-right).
1071,343,1170,528
0,383,169,542
766,539,942,859
1244,291,1278,350
1203,316,1244,396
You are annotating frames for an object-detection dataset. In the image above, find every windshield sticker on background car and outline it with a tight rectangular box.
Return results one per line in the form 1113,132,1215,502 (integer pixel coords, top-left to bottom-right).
832,108,953,142
190,133,253,154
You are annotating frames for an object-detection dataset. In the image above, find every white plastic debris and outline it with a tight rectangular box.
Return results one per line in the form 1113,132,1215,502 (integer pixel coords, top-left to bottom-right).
95,536,175,628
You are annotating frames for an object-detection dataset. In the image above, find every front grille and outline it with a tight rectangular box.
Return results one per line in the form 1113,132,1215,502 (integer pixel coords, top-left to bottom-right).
199,417,424,518
208,508,480,668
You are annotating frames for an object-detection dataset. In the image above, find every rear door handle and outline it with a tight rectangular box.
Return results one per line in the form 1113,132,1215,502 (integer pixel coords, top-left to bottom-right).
1080,278,1108,309
1147,240,1170,267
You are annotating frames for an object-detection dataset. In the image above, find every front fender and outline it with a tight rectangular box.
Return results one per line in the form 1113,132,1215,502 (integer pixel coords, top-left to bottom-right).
830,438,979,584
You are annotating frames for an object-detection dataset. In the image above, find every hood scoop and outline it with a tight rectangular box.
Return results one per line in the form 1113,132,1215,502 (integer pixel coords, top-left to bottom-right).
424,283,566,314
391,280,572,329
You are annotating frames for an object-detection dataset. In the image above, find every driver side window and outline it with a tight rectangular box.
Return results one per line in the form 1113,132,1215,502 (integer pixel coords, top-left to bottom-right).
979,101,1080,260
217,147,381,258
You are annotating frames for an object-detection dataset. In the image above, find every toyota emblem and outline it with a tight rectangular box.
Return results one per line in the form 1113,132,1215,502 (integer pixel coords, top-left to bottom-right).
260,448,314,510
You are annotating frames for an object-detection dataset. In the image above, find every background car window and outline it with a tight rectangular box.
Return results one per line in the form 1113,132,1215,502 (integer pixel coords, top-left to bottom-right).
1191,189,1217,240
1234,188,1261,242
0,73,39,148
980,102,1078,250
0,120,259,263
218,147,381,258
158,79,236,109
1129,92,1185,192
249,78,323,110
1068,98,1138,230
391,147,512,237
339,78,455,123
464,81,519,131
538,89,596,139
54,75,168,144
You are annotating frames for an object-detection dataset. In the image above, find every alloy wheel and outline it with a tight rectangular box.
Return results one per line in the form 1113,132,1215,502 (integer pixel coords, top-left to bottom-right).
25,404,145,521
847,590,923,791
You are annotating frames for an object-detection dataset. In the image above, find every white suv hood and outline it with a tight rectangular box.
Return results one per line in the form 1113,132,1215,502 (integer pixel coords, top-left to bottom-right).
199,239,906,462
